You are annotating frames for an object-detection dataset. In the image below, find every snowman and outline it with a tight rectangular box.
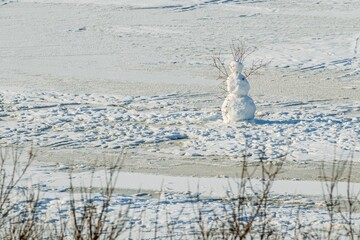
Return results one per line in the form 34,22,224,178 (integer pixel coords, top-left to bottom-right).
221,61,256,123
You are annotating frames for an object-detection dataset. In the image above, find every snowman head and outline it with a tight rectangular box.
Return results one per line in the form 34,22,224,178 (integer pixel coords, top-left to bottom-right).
229,61,244,75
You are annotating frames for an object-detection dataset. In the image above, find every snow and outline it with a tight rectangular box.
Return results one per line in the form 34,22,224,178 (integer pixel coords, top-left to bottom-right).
4,161,360,238
0,0,360,237
0,90,358,161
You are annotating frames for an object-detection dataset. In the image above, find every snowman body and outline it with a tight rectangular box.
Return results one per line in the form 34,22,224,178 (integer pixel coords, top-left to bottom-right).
221,61,256,123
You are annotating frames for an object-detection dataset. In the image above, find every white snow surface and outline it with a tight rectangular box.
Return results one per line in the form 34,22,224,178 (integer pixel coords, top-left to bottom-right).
1,0,360,237
1,0,360,91
6,161,360,239
0,0,359,187
0,90,359,161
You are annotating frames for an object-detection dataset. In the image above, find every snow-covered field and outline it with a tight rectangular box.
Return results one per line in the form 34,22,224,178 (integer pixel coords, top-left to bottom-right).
0,0,360,238
6,160,360,238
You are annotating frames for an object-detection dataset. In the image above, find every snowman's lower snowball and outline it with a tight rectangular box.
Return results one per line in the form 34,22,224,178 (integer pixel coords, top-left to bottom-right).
222,94,256,123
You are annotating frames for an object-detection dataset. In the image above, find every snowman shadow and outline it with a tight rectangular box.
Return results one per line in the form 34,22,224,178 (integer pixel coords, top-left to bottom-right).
254,119,301,125
254,118,342,125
